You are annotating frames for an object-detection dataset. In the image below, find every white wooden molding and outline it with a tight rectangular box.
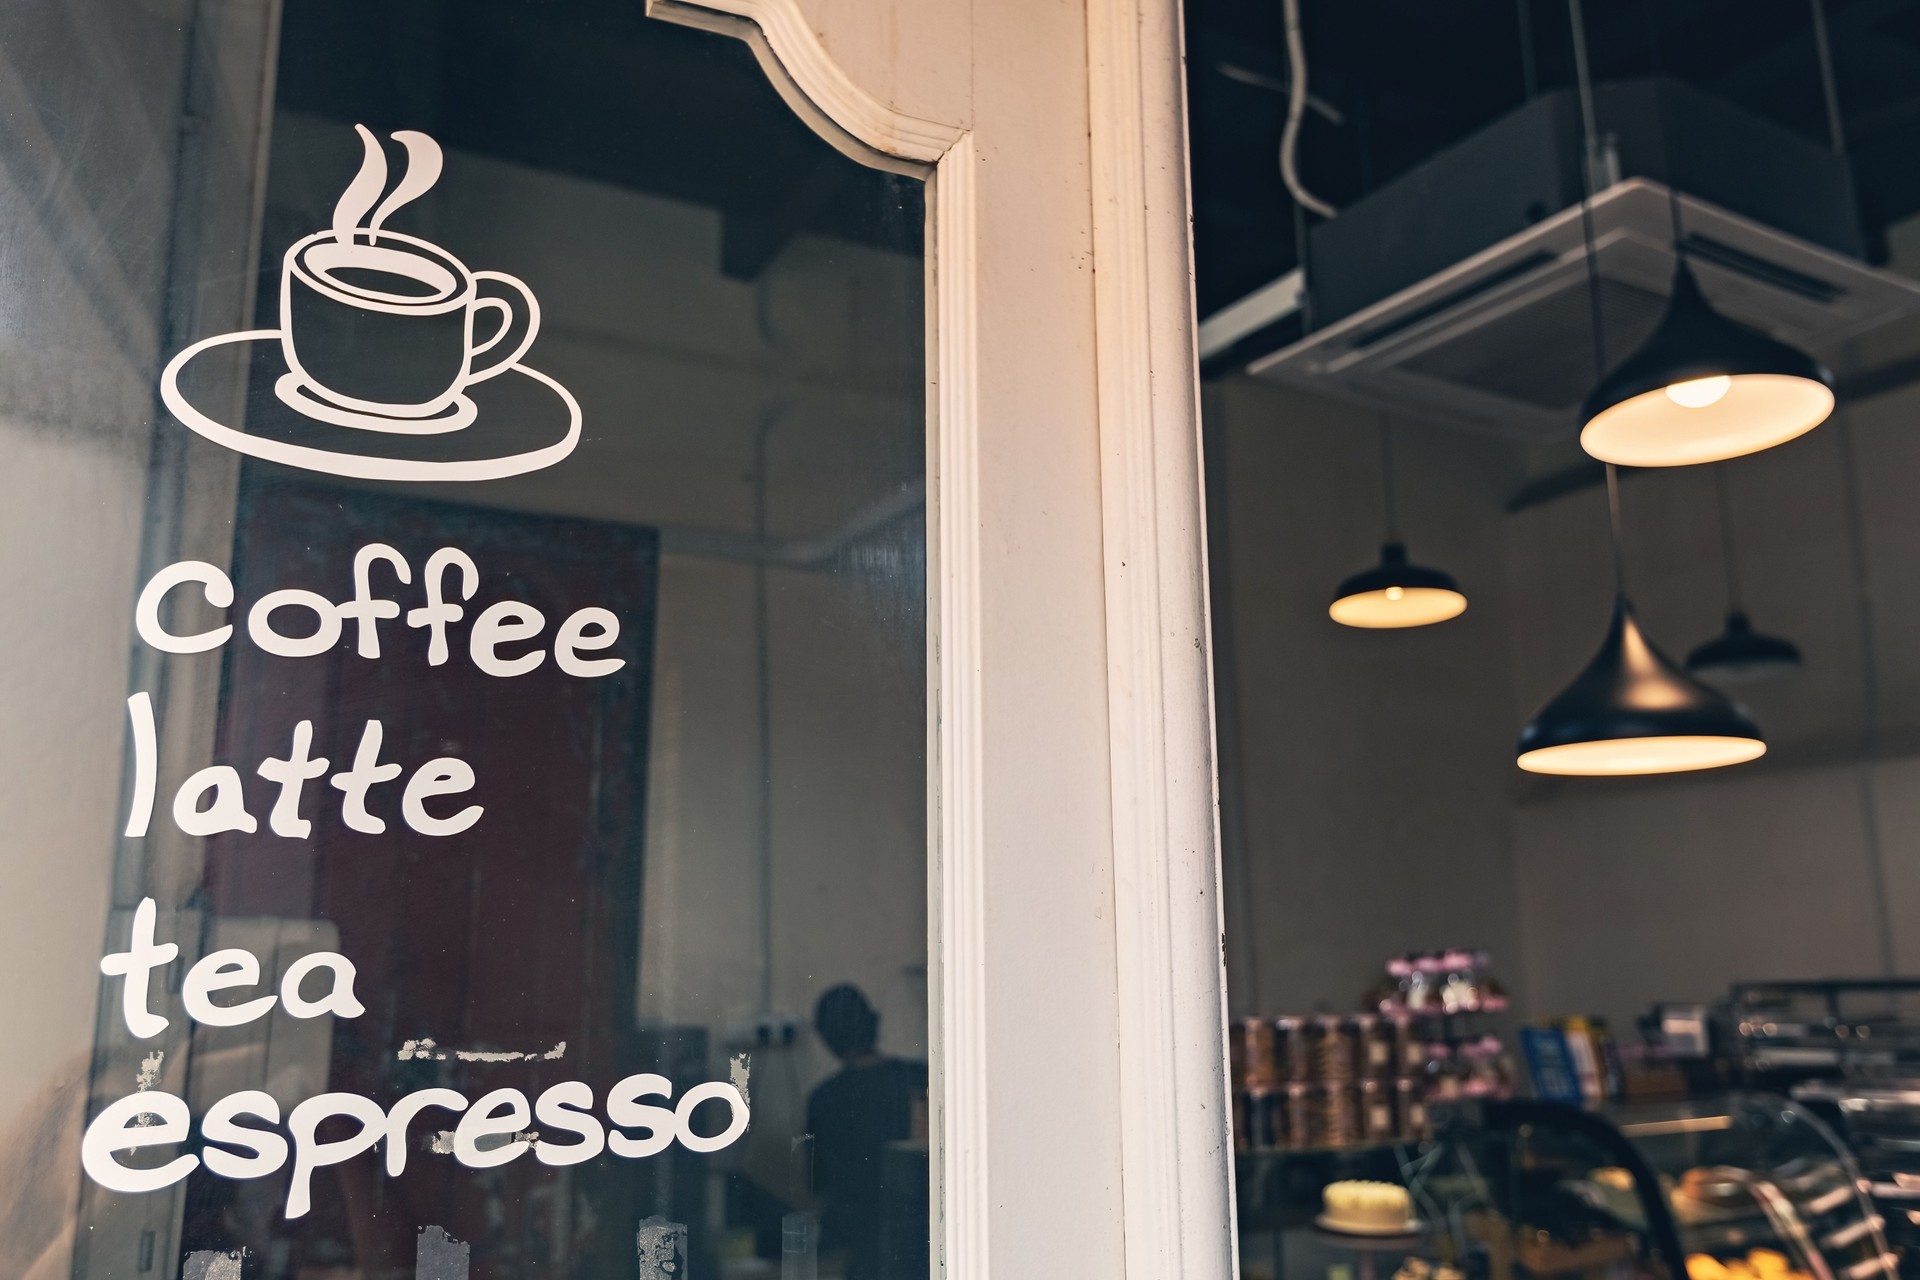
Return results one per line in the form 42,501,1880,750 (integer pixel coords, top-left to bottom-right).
645,0,961,174
928,132,987,1280
1087,0,1238,1277
641,3,985,1277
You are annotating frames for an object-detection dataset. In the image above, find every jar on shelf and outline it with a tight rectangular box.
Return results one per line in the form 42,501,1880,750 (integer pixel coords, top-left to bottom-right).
1407,952,1446,1012
1386,953,1416,1010
1439,947,1479,1013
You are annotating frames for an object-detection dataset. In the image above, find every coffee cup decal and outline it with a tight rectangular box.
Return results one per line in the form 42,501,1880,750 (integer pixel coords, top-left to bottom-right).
161,126,581,482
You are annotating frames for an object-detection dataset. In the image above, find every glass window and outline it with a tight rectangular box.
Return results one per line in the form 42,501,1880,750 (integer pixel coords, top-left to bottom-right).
0,3,928,1278
1191,2,1920,1279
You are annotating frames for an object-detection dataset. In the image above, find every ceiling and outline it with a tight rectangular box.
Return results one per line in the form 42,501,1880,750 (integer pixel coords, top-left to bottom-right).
1185,0,1920,318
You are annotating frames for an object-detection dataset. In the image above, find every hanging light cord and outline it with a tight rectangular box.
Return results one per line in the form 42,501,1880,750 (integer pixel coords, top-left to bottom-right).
1378,416,1399,542
1664,163,1688,262
1570,0,1609,383
1604,462,1630,595
1567,0,1608,192
1711,468,1745,613
1836,413,1897,976
1280,0,1338,219
1568,0,1630,598
1574,94,1630,596
1809,0,1847,156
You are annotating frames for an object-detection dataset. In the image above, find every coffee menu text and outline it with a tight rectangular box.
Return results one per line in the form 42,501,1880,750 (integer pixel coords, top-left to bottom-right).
82,545,752,1218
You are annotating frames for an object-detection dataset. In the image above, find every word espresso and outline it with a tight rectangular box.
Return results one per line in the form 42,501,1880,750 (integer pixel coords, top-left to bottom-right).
82,902,750,1218
124,545,627,840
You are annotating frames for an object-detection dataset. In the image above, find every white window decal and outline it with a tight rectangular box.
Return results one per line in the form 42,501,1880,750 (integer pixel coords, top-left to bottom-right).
159,126,581,482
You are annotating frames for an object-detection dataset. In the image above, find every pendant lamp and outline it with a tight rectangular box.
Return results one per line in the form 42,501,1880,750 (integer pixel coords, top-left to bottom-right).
1579,200,1834,468
1516,467,1766,776
1329,420,1467,629
1686,467,1802,683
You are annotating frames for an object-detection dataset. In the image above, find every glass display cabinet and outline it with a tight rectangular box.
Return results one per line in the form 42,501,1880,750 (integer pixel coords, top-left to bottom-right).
1238,1096,1898,1280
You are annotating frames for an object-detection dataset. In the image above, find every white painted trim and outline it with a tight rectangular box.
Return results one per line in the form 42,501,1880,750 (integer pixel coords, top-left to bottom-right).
928,132,988,1280
646,0,961,173
641,3,985,1277
1088,1,1237,1279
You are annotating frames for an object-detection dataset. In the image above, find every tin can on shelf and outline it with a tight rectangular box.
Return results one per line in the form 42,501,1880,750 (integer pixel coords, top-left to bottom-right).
1396,1076,1430,1141
1231,1017,1280,1090
1357,1013,1396,1079
1312,1014,1356,1082
1274,1016,1306,1082
1321,1081,1360,1148
1235,1087,1284,1150
1393,1014,1425,1076
1359,1078,1396,1143
1284,1081,1315,1149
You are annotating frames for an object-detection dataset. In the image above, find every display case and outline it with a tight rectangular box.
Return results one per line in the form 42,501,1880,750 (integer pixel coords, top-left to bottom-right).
1595,1095,1895,1280
1237,1096,1898,1280
1792,1078,1920,1277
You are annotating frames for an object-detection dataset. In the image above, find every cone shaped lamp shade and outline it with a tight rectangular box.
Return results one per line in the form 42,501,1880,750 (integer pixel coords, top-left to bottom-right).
1580,266,1834,468
1687,611,1803,684
1517,595,1765,775
1328,542,1467,629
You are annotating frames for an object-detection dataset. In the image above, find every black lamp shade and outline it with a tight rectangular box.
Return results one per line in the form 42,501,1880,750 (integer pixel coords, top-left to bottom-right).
1686,611,1803,684
1580,265,1834,468
1328,542,1467,629
1517,595,1765,775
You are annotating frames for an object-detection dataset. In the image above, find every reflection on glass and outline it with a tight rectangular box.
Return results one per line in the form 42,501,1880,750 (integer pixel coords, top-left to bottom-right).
0,1,928,1277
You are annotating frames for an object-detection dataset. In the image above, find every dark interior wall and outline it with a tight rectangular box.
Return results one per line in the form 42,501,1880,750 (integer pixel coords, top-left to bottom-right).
1210,160,1920,1029
1210,326,1920,1030
1207,377,1526,1017
1504,360,1920,1029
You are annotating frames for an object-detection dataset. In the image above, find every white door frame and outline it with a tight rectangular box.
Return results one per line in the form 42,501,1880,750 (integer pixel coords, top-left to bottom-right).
645,2,1235,1274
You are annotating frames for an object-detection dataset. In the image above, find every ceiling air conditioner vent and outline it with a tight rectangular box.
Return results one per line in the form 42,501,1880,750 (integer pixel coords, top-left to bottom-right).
1249,181,1920,440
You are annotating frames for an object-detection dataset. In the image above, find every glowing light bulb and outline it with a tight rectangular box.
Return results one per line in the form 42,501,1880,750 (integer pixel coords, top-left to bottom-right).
1664,375,1732,409
1385,586,1404,601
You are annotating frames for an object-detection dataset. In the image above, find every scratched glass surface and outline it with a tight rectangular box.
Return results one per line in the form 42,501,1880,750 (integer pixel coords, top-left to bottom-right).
0,2,928,1278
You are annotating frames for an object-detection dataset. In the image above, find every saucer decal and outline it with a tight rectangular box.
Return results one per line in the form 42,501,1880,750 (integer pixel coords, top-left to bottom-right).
160,126,581,482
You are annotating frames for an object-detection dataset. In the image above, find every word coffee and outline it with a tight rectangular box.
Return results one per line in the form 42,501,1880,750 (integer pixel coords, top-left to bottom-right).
123,544,629,841
135,544,625,676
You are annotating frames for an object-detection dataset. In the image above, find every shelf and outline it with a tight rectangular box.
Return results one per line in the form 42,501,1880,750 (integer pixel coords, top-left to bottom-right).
1237,1139,1423,1163
1376,1004,1509,1021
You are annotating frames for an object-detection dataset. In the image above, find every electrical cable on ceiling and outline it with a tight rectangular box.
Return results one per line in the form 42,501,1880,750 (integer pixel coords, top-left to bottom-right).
1808,0,1846,156
1279,0,1337,220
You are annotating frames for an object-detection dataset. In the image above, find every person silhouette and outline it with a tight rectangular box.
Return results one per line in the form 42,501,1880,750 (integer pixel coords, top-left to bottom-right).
805,984,927,1280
